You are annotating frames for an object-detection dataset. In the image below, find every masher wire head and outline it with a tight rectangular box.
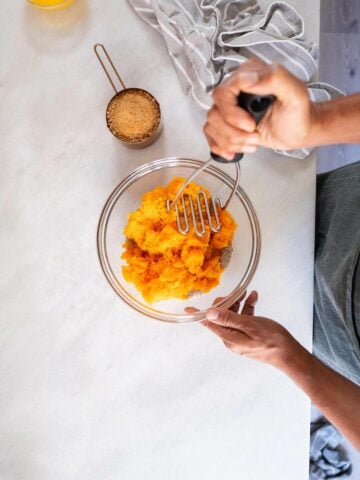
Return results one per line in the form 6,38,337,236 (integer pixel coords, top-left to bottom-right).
166,161,240,237
166,192,223,237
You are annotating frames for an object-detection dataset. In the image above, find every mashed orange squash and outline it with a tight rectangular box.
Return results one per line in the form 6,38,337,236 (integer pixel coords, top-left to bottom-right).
122,177,236,303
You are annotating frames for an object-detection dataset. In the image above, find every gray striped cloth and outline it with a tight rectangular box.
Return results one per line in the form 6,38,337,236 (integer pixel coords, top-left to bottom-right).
310,421,351,479
128,0,342,158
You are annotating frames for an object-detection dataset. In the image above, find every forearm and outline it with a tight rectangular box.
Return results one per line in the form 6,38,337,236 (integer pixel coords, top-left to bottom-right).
307,93,360,147
279,342,360,451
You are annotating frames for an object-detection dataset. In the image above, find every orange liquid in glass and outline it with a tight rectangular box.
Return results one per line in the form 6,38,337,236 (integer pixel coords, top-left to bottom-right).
28,0,76,10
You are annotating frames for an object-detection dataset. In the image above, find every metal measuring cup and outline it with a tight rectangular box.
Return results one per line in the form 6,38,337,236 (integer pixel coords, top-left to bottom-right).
94,43,162,148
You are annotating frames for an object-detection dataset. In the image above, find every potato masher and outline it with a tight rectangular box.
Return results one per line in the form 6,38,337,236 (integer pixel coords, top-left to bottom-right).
167,93,274,237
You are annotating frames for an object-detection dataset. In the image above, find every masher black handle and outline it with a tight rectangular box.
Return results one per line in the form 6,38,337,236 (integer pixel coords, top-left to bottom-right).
210,92,275,164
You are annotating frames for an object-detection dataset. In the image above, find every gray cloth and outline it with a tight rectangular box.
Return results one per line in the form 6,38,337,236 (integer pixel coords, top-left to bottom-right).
314,161,360,386
310,419,352,479
127,0,343,158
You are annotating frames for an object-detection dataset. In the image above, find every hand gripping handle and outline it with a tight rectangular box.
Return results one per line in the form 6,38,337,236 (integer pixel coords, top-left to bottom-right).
210,92,275,164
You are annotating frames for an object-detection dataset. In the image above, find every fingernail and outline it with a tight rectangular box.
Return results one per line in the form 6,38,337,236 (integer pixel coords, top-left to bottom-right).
242,145,257,153
206,308,219,321
237,70,259,86
245,139,260,147
223,152,235,161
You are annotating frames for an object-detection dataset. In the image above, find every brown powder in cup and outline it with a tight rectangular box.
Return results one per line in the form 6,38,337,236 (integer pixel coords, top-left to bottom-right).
106,88,160,143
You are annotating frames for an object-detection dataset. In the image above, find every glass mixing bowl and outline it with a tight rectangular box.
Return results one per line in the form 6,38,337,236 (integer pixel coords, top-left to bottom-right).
97,157,261,323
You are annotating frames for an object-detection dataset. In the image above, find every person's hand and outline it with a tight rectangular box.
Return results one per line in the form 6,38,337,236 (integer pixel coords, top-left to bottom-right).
198,291,301,369
204,59,319,160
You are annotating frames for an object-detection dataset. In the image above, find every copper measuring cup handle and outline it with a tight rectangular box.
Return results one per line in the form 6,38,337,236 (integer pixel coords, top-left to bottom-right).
94,43,126,94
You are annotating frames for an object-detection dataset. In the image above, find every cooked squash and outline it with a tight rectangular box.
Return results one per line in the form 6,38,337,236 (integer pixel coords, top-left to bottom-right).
122,177,236,303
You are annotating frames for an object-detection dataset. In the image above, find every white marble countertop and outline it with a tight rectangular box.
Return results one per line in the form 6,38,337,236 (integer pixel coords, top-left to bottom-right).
0,1,319,479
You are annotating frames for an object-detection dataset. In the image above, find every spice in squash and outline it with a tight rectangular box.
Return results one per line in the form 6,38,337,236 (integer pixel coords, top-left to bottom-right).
121,177,237,303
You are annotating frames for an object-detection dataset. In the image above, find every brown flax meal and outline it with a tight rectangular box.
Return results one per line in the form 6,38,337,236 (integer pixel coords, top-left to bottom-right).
106,88,160,143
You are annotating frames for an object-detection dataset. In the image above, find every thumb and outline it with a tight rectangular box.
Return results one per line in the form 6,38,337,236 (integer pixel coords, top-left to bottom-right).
216,59,307,105
206,307,245,330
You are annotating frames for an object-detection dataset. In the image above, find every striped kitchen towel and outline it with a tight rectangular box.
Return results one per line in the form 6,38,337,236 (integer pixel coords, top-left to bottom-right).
128,0,342,158
310,420,351,479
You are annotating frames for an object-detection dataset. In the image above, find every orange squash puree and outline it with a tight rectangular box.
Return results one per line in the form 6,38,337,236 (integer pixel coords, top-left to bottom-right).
122,177,236,303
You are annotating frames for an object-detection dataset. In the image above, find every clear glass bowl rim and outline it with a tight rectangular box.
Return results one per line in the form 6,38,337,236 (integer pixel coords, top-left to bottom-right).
97,157,261,323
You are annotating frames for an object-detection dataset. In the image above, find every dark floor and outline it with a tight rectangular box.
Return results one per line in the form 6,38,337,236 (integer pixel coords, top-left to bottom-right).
317,0,360,173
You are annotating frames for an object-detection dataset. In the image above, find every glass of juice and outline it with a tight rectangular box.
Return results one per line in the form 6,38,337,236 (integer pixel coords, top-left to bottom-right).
26,0,76,10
